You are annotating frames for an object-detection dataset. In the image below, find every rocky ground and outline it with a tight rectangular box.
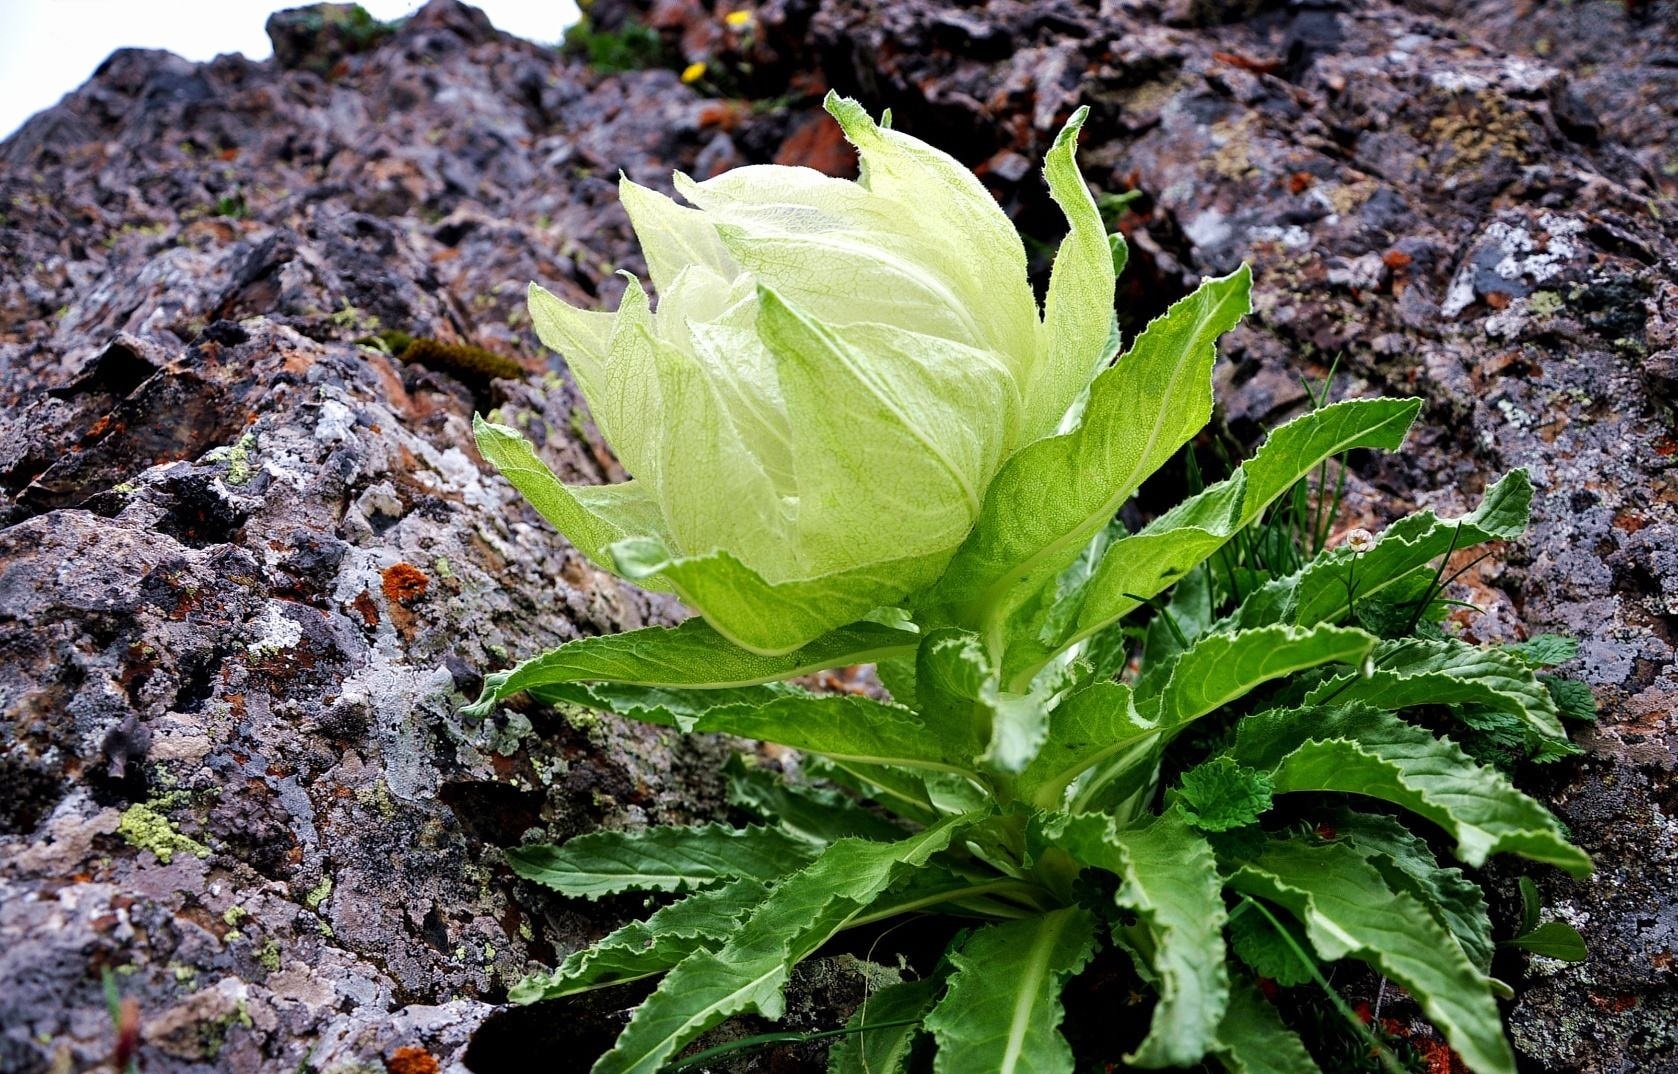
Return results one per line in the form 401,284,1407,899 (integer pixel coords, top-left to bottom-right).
0,1,1673,1071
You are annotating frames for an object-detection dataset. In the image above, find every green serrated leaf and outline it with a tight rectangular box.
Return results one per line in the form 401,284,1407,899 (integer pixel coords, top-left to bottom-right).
1178,757,1275,832
924,908,1097,1074
1229,838,1516,1074
1140,624,1376,726
1212,982,1324,1074
1330,811,1495,975
1306,637,1566,743
1505,921,1588,961
463,617,916,718
1233,705,1590,876
1072,624,1374,813
806,757,940,826
530,680,797,730
1016,682,1154,809
1505,634,1579,669
929,267,1252,646
1543,675,1598,722
1228,906,1315,987
1041,811,1228,1067
591,818,974,1074
509,876,771,1002
828,977,941,1074
693,694,984,779
1229,469,1531,633
725,757,907,845
506,823,814,899
1011,396,1421,677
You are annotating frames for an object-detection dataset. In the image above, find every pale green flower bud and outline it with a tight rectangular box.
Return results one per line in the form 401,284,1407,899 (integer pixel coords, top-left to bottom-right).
477,92,1116,654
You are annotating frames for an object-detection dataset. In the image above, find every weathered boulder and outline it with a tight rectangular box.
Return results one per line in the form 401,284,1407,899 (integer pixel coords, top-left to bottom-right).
1,0,1673,1070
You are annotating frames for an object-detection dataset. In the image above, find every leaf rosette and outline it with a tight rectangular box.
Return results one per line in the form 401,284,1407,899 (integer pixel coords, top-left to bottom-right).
475,92,1116,654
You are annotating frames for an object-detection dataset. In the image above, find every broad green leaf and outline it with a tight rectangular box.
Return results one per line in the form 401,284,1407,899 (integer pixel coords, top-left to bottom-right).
461,616,914,718
1139,624,1376,725
1305,637,1567,742
1229,838,1516,1074
1504,634,1579,669
1234,705,1589,876
1505,921,1588,961
527,680,792,730
1016,682,1155,809
924,908,1097,1074
930,267,1253,647
506,823,814,899
1329,811,1495,974
473,414,670,585
806,757,939,826
1176,757,1275,832
1228,469,1532,632
828,977,941,1074
508,876,769,1002
875,652,920,709
611,535,948,656
1014,397,1420,676
1042,811,1228,1067
725,756,907,845
1544,675,1598,722
914,627,1081,774
591,818,973,1074
1211,983,1323,1074
1070,624,1374,813
693,694,984,779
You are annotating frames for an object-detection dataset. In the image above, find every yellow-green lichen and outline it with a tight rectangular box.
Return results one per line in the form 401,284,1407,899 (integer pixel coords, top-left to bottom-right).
225,431,258,485
305,875,333,909
118,803,209,864
1530,290,1565,317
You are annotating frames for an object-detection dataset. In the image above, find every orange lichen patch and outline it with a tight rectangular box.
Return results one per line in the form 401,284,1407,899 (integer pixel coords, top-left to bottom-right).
775,112,857,177
381,563,429,606
385,1046,440,1074
1587,991,1642,1014
1613,509,1647,533
1483,291,1512,310
1382,249,1413,270
1287,170,1315,194
1410,1036,1470,1074
350,589,381,627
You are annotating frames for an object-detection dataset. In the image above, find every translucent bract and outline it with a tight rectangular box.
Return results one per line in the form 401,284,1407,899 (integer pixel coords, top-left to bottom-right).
498,92,1116,653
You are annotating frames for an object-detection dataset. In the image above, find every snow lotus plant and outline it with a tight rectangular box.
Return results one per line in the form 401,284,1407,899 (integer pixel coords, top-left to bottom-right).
468,93,1591,1074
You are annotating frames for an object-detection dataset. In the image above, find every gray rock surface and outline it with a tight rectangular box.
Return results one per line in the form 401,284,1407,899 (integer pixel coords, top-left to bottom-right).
1,0,1674,1071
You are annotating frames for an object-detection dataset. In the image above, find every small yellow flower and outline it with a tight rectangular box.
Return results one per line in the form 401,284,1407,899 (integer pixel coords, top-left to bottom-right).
723,10,753,28
680,61,707,84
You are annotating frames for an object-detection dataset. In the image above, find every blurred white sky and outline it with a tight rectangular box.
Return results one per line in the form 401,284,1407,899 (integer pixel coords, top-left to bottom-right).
0,0,582,140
